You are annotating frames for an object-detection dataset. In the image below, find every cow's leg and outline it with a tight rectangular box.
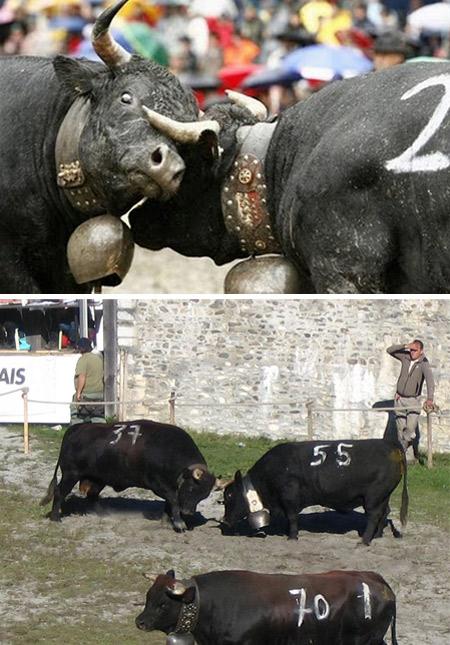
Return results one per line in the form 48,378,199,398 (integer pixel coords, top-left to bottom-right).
164,500,187,533
49,473,78,521
279,488,301,540
373,502,390,538
361,503,385,545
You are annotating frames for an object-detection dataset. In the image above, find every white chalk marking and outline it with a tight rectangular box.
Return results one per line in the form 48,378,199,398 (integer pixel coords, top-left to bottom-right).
314,594,330,620
385,74,450,174
129,424,142,446
357,582,372,620
109,424,127,445
310,444,331,466
336,443,353,467
289,588,312,627
289,589,330,628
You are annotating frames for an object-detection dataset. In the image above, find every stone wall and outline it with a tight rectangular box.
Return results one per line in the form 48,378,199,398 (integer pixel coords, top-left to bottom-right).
117,299,450,452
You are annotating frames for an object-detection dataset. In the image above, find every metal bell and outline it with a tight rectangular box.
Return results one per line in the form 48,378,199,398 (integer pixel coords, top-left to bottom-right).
67,214,134,285
166,633,196,645
224,256,303,294
248,508,270,530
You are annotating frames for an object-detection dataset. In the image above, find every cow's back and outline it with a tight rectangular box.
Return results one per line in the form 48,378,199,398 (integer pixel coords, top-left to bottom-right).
250,439,403,507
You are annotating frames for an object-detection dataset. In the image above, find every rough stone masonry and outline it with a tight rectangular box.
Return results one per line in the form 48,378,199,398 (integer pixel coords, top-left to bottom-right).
117,299,450,452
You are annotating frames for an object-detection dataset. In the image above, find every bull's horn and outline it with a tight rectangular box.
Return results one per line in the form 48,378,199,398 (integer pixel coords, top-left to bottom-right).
225,89,268,121
192,467,204,481
142,106,221,144
169,581,186,596
92,0,132,69
215,478,232,490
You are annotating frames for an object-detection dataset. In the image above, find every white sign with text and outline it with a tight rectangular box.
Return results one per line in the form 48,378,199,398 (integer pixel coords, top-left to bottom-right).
0,353,80,423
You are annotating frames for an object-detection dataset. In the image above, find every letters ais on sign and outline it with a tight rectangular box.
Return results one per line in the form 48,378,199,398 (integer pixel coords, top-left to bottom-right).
310,443,353,467
0,367,25,385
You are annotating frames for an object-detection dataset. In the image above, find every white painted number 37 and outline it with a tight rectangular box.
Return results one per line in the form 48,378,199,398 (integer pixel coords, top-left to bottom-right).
109,423,142,446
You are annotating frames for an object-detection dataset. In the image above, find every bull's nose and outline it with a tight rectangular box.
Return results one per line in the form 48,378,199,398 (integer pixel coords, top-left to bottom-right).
135,616,147,630
148,143,185,193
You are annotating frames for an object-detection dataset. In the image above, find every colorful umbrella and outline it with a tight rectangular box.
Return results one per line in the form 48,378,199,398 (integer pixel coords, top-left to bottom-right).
282,44,372,82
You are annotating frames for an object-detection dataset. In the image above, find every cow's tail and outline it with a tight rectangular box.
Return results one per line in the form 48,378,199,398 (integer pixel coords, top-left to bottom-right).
400,451,408,527
40,459,60,506
390,602,398,645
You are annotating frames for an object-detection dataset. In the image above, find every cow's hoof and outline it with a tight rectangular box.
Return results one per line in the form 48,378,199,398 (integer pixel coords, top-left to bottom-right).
49,514,61,522
287,535,298,541
358,539,371,547
393,531,403,539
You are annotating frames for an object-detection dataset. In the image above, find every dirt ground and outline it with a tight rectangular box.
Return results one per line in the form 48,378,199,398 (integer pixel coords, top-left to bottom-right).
105,247,234,294
1,425,449,644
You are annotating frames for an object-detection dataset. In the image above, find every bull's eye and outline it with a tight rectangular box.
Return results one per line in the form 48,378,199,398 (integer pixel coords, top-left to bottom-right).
121,92,133,104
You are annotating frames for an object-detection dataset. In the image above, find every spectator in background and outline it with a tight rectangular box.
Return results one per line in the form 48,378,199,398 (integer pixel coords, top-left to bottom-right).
201,30,224,75
352,2,376,35
387,339,435,459
372,29,413,70
170,35,199,74
70,337,105,425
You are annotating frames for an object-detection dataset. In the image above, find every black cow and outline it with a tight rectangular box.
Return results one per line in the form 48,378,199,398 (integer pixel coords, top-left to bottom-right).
40,419,215,531
222,439,408,544
0,0,216,293
129,61,450,293
136,568,398,645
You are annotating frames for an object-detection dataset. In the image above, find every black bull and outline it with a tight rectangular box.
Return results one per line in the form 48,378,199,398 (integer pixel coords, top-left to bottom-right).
130,62,450,294
0,0,209,293
222,439,408,544
136,569,398,645
40,420,216,532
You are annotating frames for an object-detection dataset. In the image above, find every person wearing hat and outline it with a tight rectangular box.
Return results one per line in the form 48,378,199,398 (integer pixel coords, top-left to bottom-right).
373,30,413,71
70,337,105,424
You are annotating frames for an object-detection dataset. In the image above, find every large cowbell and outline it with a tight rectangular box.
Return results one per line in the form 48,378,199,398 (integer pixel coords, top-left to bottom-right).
67,214,134,286
166,633,196,645
248,508,270,530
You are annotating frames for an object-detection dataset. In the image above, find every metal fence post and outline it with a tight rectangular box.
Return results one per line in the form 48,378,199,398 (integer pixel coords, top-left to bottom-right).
169,390,176,424
306,400,314,440
427,412,433,469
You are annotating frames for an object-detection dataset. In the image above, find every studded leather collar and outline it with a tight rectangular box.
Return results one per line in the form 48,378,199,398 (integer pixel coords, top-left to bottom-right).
174,578,199,634
221,121,281,255
55,98,104,215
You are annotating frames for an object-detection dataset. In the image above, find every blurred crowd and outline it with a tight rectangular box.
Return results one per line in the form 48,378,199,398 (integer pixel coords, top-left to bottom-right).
1,0,449,112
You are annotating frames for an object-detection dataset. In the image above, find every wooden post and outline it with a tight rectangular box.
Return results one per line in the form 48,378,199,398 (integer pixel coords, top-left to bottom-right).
306,400,314,440
169,390,176,424
427,412,433,469
103,299,118,420
22,387,29,454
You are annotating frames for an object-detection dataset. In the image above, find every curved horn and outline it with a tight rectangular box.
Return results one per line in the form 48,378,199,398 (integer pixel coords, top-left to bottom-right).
142,106,220,144
168,581,186,596
215,478,232,490
225,89,268,121
92,0,132,69
192,467,204,481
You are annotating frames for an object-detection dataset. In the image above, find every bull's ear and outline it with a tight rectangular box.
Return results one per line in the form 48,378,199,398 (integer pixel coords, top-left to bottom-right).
165,569,176,579
53,56,97,97
197,129,220,162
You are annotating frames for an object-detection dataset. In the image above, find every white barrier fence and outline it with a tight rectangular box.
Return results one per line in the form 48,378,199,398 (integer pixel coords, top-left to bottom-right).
0,387,445,468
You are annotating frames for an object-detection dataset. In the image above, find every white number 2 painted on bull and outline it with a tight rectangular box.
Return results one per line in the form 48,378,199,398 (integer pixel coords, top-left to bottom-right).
385,75,450,174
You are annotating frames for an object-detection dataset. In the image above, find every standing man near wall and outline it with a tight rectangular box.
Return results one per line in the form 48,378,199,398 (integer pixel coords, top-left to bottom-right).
387,340,435,457
70,337,105,424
